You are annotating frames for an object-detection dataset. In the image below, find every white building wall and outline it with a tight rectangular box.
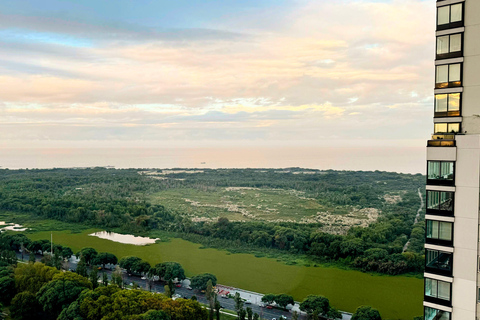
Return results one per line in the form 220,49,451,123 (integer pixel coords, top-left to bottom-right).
451,135,480,319
459,0,480,134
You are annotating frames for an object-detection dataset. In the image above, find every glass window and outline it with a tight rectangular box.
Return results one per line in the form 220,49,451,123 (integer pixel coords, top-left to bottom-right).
449,93,460,111
425,278,451,301
449,64,460,82
436,65,449,85
437,36,450,55
437,3,463,29
435,94,448,113
427,191,454,213
450,34,462,53
425,307,450,320
427,161,454,185
434,122,460,133
435,63,462,88
427,220,452,242
436,34,462,59
451,4,462,22
441,162,454,179
426,249,452,274
428,161,441,180
437,6,450,26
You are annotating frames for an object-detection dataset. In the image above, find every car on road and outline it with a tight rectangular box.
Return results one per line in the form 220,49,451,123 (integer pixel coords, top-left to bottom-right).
175,284,182,288
245,300,252,304
220,294,228,299
266,305,273,309
186,285,192,290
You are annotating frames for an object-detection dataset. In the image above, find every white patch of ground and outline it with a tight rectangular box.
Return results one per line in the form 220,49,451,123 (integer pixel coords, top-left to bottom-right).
300,207,380,235
383,194,402,204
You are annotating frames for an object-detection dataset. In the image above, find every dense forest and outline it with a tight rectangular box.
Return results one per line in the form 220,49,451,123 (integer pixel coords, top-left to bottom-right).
0,168,426,275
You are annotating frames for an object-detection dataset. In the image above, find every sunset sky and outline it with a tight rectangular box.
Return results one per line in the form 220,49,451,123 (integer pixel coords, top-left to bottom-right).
0,0,435,149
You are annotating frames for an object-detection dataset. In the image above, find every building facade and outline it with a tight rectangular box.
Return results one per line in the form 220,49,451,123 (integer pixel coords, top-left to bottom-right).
424,0,480,319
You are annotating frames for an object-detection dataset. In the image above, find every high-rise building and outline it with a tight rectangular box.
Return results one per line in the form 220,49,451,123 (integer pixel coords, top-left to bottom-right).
424,0,480,319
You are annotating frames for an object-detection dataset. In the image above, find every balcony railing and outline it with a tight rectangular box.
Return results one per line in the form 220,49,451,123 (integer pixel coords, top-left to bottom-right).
427,134,456,147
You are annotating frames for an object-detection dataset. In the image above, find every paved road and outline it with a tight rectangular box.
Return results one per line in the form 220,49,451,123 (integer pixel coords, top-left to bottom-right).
16,252,301,320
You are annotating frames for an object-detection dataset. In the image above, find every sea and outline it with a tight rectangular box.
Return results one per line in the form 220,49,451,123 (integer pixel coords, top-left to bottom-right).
0,147,426,174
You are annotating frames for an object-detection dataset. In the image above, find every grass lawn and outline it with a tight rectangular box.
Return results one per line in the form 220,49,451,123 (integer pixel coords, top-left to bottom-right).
26,229,423,320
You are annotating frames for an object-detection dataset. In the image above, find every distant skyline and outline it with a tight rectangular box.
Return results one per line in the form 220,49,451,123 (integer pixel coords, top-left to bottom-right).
0,0,434,149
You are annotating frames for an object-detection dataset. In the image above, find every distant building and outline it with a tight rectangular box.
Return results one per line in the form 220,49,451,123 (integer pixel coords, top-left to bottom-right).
424,1,480,319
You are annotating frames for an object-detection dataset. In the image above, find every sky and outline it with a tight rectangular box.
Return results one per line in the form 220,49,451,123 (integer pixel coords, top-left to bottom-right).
0,0,435,149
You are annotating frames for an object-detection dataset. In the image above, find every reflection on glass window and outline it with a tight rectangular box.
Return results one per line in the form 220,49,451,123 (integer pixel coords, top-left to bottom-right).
435,64,461,88
434,123,460,134
436,34,463,59
427,191,454,213
425,278,451,301
427,161,454,185
426,220,452,242
425,307,451,320
426,249,452,274
435,93,460,117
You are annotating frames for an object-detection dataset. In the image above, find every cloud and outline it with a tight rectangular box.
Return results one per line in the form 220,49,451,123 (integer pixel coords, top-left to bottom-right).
0,0,435,147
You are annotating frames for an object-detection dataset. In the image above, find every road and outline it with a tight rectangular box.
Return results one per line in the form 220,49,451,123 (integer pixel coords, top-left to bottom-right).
403,187,424,252
16,252,301,320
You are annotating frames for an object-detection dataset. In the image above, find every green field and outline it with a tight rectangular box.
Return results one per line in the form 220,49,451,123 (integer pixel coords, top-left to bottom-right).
26,229,423,320
150,187,375,231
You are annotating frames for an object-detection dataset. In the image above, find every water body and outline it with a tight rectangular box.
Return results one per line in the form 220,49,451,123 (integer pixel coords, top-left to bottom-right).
0,221,28,231
0,146,425,174
89,231,159,245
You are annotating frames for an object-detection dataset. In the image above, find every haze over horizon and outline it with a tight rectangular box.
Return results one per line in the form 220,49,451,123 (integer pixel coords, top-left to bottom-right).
0,0,435,154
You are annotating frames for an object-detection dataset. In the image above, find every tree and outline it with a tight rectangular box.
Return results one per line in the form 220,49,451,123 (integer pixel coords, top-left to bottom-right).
37,271,92,318
206,279,215,320
89,266,99,289
28,252,36,264
77,248,98,265
119,256,142,275
0,274,14,304
111,265,123,288
76,255,88,277
274,294,294,309
246,307,253,320
234,292,244,316
261,294,276,305
153,262,185,281
351,306,382,320
14,262,59,294
102,271,109,286
53,252,63,270
215,298,221,320
168,279,175,296
253,313,259,320
141,310,171,320
60,247,73,260
134,260,151,275
164,284,172,298
10,292,42,320
95,252,118,268
191,273,217,291
327,307,343,320
238,309,246,320
300,295,331,317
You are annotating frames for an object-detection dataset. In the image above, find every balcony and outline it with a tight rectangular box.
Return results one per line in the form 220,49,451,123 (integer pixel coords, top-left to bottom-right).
428,134,456,147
